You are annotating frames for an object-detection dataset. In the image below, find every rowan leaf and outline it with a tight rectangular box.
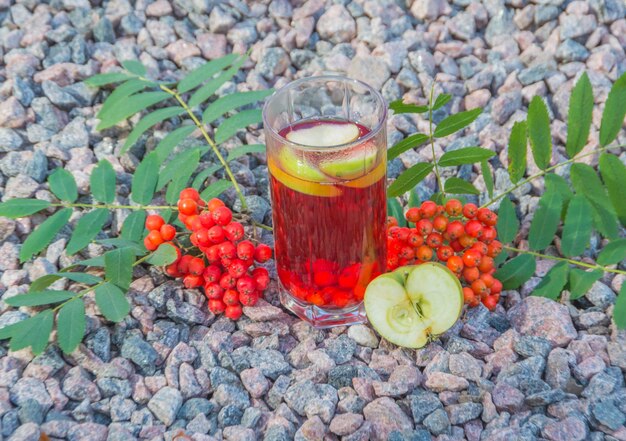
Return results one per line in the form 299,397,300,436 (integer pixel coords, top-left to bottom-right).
48,169,78,203
614,283,626,329
192,164,222,190
121,107,185,154
482,160,494,199
121,59,146,76
387,197,407,227
131,152,159,205
532,262,569,300
66,209,109,255
154,125,196,163
434,108,482,138
104,247,135,290
57,299,85,354
29,272,102,293
97,91,171,130
560,195,593,257
157,148,203,191
527,96,552,170
407,187,421,209
496,197,519,244
188,55,248,107
438,147,494,167
166,170,195,205
95,283,130,323
568,268,603,300
566,72,593,158
90,160,116,204
85,72,132,87
214,109,263,144
202,90,274,124
20,208,72,262
443,177,479,195
9,310,54,355
570,163,619,239
200,180,234,201
178,53,239,93
97,79,149,121
227,144,266,162
597,239,626,266
528,190,562,251
599,71,626,146
120,211,146,242
387,133,429,161
146,243,179,266
507,121,527,183
389,99,429,114
544,173,573,218
5,290,75,307
0,199,50,218
599,153,626,226
432,93,452,110
387,163,434,197
494,254,536,290
0,319,29,340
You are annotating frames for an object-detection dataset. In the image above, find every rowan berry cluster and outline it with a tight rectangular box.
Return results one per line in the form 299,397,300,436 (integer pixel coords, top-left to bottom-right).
387,199,503,311
143,188,272,320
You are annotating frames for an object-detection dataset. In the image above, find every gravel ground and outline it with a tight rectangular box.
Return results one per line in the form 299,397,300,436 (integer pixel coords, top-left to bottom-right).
1,0,626,440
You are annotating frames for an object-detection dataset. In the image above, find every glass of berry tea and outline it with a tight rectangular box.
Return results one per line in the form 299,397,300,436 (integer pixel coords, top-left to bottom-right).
263,76,388,327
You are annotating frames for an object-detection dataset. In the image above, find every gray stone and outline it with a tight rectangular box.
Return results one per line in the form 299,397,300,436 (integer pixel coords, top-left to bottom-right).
0,128,23,152
218,404,243,427
423,408,450,436
316,5,356,44
6,422,40,441
514,336,553,358
213,383,250,410
257,47,290,81
556,40,590,62
491,91,522,125
233,195,270,223
94,17,115,43
325,334,357,364
17,399,44,425
178,398,215,420
147,387,182,426
364,397,414,441
591,399,626,430
585,281,616,308
409,390,443,424
347,56,391,91
560,14,596,39
542,416,588,441
328,365,358,390
508,296,577,347
446,402,482,425
120,334,159,375
248,349,291,380
525,389,566,406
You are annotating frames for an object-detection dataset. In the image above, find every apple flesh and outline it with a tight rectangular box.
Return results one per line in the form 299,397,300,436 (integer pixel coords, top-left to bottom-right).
364,263,463,348
286,121,360,147
319,148,378,180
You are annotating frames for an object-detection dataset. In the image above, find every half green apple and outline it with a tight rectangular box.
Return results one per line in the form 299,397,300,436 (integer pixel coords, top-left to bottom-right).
364,263,463,348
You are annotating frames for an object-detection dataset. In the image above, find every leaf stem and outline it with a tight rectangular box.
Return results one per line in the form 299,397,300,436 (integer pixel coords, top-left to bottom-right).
158,84,249,212
480,144,624,209
428,84,445,197
503,245,626,275
51,203,174,210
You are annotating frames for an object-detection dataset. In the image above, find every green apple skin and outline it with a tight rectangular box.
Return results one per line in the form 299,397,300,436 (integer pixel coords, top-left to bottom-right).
364,263,463,349
318,150,377,180
278,148,327,182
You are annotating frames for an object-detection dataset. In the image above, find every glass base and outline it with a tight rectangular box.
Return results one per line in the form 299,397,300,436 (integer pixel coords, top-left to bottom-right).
279,283,367,328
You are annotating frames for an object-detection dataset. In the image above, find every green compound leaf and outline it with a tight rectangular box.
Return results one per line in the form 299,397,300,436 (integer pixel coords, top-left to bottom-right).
227,144,266,162
104,247,135,290
544,173,573,218
599,153,626,226
97,79,150,122
131,152,159,205
482,160,494,199
0,318,30,340
560,195,593,258
10,310,54,355
95,283,130,323
20,208,72,263
387,197,407,227
432,93,452,110
121,59,146,76
0,199,51,219
120,210,146,243
215,109,263,144
600,71,626,146
434,108,482,138
597,238,626,266
570,163,619,240
29,272,102,293
200,179,234,201
566,72,593,158
157,147,204,191
614,283,626,329
192,164,223,190
166,169,195,205
496,196,519,244
494,254,536,290
202,89,274,125
189,55,248,108
178,53,239,94
507,121,527,183
528,190,562,251
154,125,196,163
66,209,109,255
438,147,495,167
85,72,132,87
57,298,86,354
443,177,479,195
532,262,569,300
97,91,171,130
387,163,434,197
48,169,78,203
5,290,75,307
389,99,428,114
146,243,179,266
407,187,421,209
527,96,552,170
387,133,429,161
568,268,603,300
121,106,185,154
90,160,116,204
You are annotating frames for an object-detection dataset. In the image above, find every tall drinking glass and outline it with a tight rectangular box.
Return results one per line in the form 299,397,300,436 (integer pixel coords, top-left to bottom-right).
263,76,387,327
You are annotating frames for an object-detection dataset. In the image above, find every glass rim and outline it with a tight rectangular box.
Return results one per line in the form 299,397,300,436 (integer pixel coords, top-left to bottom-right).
262,75,388,152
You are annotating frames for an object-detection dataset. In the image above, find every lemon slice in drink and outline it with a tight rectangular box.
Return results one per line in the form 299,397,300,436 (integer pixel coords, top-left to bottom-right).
364,263,463,348
285,121,360,147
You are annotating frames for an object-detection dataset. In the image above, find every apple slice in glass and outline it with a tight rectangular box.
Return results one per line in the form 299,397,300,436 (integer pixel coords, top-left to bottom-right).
286,121,360,147
364,263,463,348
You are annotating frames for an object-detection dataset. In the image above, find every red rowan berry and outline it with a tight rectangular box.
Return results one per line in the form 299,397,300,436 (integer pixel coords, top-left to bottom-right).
218,241,236,259
478,256,494,273
212,206,233,226
236,276,256,296
399,246,415,260
471,279,488,296
487,240,503,257
462,249,482,268
188,257,205,276
208,225,225,243
203,264,222,283
207,198,225,212
236,240,255,260
223,289,239,306
482,226,497,244
254,244,272,263
463,287,479,307
433,215,448,232
183,274,203,289
426,232,443,248
462,203,478,219
459,234,476,248
445,199,463,216
407,232,424,247
480,273,495,288
194,228,211,247
179,188,200,201
482,294,498,311
160,224,176,241
477,208,497,226
420,201,437,218
446,221,465,240
225,304,243,320
188,215,203,231
146,215,165,231
146,230,164,247
436,245,454,261
208,299,226,314
416,245,433,261
144,236,158,251
462,266,480,283
227,259,247,278
178,198,198,216
199,211,215,228
450,240,464,252
165,262,182,278
204,283,223,299
491,279,503,294
386,216,399,228
177,254,193,273
405,207,421,223
205,245,220,264
220,273,237,289
465,220,484,238
252,268,270,291
446,255,464,273
471,241,488,255
224,222,244,242
239,290,259,306
416,219,433,236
